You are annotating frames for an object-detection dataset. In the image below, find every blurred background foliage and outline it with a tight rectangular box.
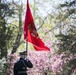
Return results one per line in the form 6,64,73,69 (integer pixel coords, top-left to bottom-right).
0,0,76,75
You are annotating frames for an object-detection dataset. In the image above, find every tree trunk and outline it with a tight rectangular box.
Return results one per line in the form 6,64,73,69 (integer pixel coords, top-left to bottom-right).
11,7,23,54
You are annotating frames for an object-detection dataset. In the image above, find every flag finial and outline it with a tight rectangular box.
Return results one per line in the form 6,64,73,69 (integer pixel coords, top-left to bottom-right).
27,0,29,2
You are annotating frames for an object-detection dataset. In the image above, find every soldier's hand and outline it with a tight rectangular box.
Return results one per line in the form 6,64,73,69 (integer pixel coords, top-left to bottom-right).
25,56,29,61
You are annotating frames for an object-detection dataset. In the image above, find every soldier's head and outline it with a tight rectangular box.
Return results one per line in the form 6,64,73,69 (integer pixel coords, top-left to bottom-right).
19,51,27,59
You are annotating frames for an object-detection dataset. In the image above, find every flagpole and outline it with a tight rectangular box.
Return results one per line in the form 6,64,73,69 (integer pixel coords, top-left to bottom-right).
26,37,28,56
26,0,29,57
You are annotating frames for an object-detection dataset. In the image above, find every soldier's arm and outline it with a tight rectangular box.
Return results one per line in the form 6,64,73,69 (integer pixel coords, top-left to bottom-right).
25,60,33,68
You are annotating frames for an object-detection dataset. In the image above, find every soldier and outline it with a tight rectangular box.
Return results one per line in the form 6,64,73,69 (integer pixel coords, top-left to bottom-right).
13,51,33,75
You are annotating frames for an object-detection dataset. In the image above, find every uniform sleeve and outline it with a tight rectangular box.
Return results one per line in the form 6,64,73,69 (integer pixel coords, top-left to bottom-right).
13,63,18,75
25,60,33,68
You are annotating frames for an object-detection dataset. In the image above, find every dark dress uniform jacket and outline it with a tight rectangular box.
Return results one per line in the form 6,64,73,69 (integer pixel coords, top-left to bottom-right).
13,58,33,75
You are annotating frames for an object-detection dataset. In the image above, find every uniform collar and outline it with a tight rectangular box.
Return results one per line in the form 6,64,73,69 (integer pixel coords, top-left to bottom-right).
20,58,24,60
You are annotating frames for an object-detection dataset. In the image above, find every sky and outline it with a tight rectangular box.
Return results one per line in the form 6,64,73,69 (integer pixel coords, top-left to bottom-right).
5,0,65,18
5,0,67,24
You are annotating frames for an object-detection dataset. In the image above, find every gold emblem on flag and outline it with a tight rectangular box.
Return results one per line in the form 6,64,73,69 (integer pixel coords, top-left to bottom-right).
28,22,38,37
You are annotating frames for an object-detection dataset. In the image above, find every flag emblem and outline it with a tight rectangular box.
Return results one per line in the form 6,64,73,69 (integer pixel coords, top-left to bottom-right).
28,22,38,37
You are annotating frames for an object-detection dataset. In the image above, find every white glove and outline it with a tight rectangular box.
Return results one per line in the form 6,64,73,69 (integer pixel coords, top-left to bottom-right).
25,56,29,61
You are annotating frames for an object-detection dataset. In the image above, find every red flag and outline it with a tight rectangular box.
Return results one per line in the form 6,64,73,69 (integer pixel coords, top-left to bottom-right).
24,0,50,51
